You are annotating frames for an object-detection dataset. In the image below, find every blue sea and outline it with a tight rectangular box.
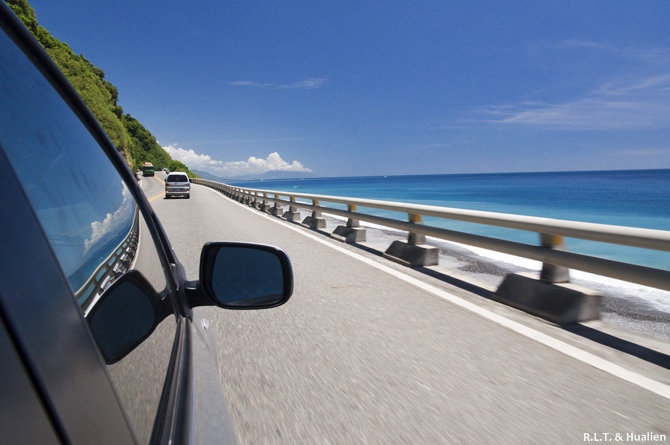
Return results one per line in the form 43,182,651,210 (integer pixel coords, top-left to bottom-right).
230,169,670,271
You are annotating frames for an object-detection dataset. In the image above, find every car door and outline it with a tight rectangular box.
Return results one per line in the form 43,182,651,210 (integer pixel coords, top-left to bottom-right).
1,5,293,444
0,4,187,444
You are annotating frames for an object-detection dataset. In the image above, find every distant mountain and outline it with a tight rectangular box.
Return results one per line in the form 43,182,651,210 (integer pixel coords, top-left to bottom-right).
191,169,316,182
191,170,224,181
234,170,317,181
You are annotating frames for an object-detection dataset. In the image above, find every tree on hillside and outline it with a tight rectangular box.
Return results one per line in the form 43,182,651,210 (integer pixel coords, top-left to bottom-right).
6,0,36,33
123,114,172,170
5,0,198,178
167,160,197,178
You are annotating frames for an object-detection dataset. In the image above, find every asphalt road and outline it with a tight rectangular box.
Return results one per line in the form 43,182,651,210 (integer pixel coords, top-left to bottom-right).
143,174,670,444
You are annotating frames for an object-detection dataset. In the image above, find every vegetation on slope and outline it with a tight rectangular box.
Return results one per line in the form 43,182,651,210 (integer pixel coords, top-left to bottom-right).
5,0,197,177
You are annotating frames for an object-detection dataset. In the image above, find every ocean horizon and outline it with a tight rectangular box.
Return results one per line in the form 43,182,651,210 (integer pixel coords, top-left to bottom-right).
228,168,670,231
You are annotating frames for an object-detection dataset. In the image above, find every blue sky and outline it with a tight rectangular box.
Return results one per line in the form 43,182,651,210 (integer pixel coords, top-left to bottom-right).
28,0,670,178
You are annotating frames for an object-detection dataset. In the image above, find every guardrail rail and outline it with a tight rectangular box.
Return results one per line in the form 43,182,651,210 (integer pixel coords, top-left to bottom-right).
193,178,670,323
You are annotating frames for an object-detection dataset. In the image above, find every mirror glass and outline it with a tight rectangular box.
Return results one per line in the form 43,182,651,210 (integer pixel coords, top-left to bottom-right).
210,246,285,307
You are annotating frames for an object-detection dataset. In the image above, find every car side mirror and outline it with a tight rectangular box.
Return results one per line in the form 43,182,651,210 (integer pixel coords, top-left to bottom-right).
187,242,293,309
87,271,172,364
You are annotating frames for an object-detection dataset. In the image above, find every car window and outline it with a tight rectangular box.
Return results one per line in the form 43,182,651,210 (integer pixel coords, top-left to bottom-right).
0,27,175,444
167,174,188,182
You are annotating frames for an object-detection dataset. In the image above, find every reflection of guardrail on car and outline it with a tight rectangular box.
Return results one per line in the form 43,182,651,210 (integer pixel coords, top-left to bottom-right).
75,209,140,315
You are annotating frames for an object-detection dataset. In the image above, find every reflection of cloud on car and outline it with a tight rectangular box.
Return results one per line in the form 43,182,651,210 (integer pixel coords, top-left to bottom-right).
85,181,134,253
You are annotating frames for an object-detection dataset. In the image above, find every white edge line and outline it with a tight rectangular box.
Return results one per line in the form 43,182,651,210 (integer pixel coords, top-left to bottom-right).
203,186,670,401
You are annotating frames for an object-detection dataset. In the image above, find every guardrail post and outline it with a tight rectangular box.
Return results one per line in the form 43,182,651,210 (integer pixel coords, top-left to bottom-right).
282,197,301,222
383,213,438,267
407,213,426,245
331,204,366,243
270,194,284,217
301,199,326,229
259,193,270,213
249,193,259,209
539,234,570,283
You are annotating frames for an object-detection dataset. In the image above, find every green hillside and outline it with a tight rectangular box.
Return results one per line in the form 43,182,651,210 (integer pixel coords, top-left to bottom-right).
5,0,196,177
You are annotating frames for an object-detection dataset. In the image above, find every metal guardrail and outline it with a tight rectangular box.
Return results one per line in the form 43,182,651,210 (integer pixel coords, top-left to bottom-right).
193,178,670,293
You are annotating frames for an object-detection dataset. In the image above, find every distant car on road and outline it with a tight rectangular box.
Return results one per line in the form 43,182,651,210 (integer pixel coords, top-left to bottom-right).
142,161,154,177
165,172,191,199
0,4,292,444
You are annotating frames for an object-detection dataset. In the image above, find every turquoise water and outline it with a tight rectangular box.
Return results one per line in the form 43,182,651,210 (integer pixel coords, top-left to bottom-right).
229,170,670,270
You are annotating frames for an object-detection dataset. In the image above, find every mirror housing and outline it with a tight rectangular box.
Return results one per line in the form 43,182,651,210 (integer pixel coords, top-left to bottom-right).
87,271,172,364
187,242,293,310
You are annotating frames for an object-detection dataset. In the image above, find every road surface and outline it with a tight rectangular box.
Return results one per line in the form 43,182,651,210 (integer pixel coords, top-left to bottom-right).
143,174,670,444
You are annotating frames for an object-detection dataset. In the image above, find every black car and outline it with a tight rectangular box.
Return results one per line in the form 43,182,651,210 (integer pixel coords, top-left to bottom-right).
0,3,292,444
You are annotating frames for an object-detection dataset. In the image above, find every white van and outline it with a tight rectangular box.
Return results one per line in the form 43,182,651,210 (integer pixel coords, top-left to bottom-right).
165,172,191,199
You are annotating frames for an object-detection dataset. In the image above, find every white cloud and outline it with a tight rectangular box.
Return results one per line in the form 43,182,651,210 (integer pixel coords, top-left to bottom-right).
163,145,223,170
483,98,670,130
480,72,670,130
163,144,312,177
229,80,274,88
530,40,670,66
616,148,670,157
229,77,328,90
597,73,670,96
481,41,670,130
